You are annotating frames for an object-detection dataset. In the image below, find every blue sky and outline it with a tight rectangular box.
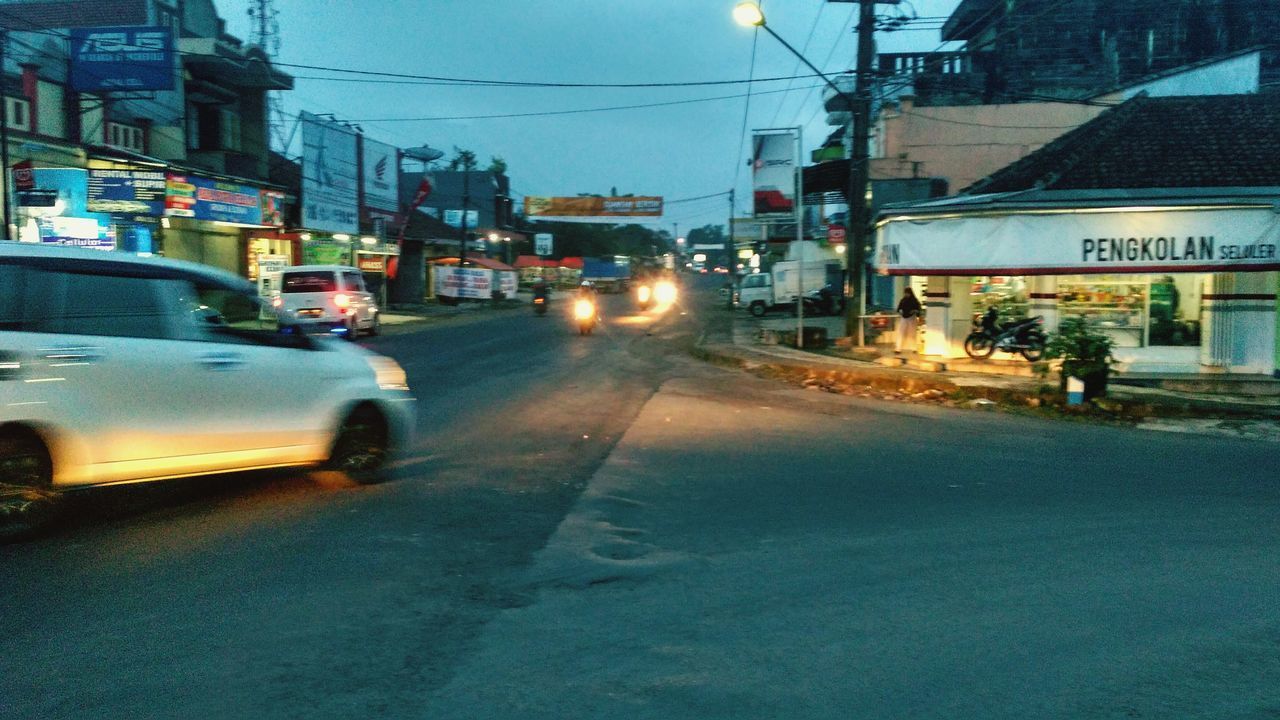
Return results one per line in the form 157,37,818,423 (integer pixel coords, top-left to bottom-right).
221,0,962,233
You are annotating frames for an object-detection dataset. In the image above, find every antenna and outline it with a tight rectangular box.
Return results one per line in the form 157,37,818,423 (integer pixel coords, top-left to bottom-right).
248,0,287,153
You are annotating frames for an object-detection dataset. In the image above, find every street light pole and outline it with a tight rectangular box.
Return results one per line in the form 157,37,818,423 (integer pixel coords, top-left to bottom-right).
734,1,877,345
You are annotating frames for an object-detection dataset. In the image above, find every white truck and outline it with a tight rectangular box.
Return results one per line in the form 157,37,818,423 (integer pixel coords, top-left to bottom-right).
735,260,843,317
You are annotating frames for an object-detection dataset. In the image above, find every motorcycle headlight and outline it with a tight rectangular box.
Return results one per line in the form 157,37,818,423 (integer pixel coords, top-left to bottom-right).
574,299,595,320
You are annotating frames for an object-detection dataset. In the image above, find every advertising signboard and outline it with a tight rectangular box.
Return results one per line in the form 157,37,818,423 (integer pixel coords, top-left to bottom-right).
301,111,359,234
434,265,493,299
15,169,114,249
260,190,286,227
303,240,351,266
499,270,518,297
357,254,386,273
523,196,663,221
751,131,798,216
87,169,167,215
442,209,479,229
362,138,399,215
535,233,553,256
70,26,174,92
165,175,263,225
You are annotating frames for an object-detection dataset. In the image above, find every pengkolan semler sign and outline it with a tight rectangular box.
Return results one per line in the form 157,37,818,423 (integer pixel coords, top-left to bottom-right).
524,196,663,221
875,206,1280,275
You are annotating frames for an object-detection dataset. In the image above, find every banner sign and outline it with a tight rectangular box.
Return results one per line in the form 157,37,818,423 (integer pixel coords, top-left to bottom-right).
14,169,114,249
875,207,1280,275
165,174,263,225
434,265,493,299
260,190,286,226
301,111,359,233
752,131,797,216
535,233,553,256
70,26,174,92
442,209,479,228
499,270,518,297
523,196,663,219
303,240,351,266
357,254,386,272
361,138,399,214
87,169,167,215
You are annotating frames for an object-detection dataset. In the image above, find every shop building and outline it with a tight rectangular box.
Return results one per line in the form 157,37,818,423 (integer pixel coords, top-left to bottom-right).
875,93,1280,377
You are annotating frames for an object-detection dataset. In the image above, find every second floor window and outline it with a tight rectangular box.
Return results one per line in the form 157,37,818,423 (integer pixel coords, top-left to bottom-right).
5,97,30,132
107,122,145,153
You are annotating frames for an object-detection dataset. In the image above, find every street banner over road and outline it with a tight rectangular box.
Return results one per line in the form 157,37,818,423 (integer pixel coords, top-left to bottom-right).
301,111,359,234
523,196,663,222
875,206,1280,275
752,131,797,217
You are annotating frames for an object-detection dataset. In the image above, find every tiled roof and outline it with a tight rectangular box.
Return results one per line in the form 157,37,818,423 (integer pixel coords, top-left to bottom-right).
965,93,1280,194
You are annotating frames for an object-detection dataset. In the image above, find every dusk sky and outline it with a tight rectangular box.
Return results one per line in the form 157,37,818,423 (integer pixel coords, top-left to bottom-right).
221,0,962,234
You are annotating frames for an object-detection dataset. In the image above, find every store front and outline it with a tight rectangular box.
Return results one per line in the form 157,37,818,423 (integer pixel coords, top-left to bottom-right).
876,194,1280,375
162,173,283,276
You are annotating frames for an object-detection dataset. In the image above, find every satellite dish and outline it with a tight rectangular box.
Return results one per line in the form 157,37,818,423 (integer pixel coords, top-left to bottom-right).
403,145,445,163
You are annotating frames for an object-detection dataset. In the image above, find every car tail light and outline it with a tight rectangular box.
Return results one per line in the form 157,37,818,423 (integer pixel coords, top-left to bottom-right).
334,293,351,308
271,296,282,308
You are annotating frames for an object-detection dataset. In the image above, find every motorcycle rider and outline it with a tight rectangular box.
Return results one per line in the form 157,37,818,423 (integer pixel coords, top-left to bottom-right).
981,305,1001,335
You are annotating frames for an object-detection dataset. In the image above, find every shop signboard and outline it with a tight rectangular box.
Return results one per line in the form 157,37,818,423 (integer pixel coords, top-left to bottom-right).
499,270,518,297
535,233,553,256
442,209,479,228
358,254,386,273
165,174,263,225
523,196,663,222
875,207,1280,275
434,265,492,299
361,138,399,215
300,111,359,234
87,169,167,215
70,26,174,92
303,240,351,266
260,190,286,227
15,169,114,249
751,131,797,217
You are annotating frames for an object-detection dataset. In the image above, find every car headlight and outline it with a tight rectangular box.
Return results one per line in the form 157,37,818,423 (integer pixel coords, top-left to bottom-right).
367,354,410,392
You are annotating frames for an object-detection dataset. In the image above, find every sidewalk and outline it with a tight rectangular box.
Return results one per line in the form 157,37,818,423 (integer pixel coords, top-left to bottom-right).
378,293,529,329
697,307,1280,426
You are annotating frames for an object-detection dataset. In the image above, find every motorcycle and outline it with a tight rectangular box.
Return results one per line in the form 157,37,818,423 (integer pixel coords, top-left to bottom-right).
653,279,677,305
574,297,598,335
533,296,548,315
964,315,1047,361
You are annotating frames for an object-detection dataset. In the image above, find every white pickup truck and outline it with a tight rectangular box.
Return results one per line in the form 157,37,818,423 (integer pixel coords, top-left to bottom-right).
735,261,844,317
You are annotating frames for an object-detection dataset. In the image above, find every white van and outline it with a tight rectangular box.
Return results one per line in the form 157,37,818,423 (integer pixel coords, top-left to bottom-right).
275,265,380,338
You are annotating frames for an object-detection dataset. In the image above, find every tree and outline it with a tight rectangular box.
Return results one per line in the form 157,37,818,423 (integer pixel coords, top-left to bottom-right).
488,156,508,175
447,147,477,172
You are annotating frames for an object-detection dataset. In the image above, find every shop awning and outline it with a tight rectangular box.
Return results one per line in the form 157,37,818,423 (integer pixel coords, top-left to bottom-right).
431,254,516,272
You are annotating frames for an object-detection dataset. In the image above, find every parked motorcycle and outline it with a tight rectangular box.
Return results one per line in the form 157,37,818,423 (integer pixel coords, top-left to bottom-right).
574,297,598,335
964,314,1047,361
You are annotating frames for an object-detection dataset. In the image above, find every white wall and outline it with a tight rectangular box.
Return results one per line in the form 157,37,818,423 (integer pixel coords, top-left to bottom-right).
1114,52,1260,99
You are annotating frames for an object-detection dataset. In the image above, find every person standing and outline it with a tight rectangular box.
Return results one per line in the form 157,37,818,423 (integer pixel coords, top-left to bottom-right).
896,287,923,353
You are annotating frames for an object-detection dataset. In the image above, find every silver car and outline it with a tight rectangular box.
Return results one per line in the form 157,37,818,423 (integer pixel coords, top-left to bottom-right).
274,265,381,338
0,243,415,504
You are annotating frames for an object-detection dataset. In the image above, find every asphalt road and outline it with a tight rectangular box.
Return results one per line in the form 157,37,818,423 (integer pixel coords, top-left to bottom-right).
3,277,1278,719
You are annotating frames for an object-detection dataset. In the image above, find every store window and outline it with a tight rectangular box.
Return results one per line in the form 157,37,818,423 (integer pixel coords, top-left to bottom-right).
968,276,1028,323
106,122,144,153
1058,274,1203,348
6,97,30,132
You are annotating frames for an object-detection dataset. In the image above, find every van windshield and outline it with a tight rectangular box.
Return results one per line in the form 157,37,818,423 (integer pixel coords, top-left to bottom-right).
281,272,337,293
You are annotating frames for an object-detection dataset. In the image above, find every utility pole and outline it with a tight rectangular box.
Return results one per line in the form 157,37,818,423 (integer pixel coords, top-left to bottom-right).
459,168,470,267
727,188,736,309
846,0,877,345
0,27,11,241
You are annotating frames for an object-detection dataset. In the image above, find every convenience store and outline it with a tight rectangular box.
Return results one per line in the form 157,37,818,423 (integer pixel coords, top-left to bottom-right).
874,189,1279,375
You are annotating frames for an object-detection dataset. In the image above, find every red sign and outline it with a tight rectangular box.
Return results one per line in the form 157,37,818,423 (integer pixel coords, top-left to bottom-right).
826,224,846,243
11,160,34,191
358,255,386,273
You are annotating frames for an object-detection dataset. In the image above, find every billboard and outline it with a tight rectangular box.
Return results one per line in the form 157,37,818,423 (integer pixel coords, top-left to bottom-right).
164,174,263,225
362,138,399,215
752,131,797,216
434,265,493,299
70,26,174,92
301,111,359,234
87,169,167,215
523,196,663,221
15,169,114,249
535,233,553,256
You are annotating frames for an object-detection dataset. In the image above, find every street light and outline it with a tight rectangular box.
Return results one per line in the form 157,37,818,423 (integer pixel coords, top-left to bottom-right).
732,0,871,346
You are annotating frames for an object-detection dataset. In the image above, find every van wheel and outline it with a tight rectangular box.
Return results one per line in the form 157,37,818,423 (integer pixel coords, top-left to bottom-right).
368,313,381,337
750,302,766,318
0,431,57,537
327,406,389,484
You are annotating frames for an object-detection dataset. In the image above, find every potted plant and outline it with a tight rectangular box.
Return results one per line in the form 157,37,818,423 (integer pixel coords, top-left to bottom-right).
1044,317,1115,400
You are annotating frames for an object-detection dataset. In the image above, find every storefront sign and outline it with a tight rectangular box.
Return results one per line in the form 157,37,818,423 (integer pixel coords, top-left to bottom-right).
302,240,351,266
499,270,518,297
535,233,553,256
876,207,1280,275
523,196,663,221
751,131,797,217
87,169,166,215
361,138,399,214
260,190,286,227
12,160,34,191
300,111,359,234
358,255,386,273
16,169,114,249
434,265,493,299
70,26,174,92
442,209,479,228
165,174,263,225
826,224,846,243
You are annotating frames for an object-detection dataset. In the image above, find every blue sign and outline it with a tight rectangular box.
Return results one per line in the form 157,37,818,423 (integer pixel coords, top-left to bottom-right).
18,169,115,249
165,174,263,225
87,169,167,216
70,26,174,92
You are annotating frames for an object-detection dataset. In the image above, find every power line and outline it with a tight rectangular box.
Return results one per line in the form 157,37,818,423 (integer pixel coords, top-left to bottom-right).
731,26,761,208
